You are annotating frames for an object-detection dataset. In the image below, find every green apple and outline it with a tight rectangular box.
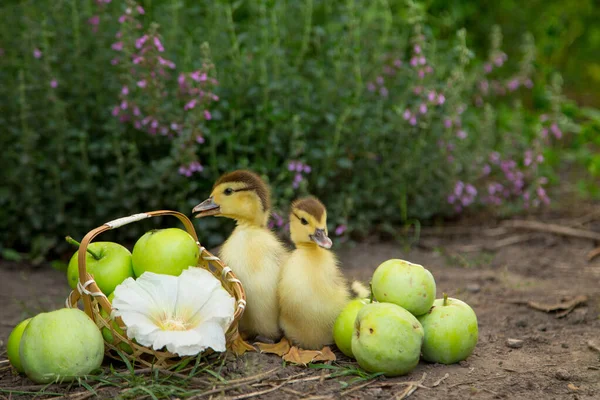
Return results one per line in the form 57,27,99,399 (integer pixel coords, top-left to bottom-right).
417,293,478,364
351,302,424,377
67,240,134,296
7,318,32,373
100,293,133,354
132,228,199,277
371,259,436,316
20,308,104,383
333,298,370,358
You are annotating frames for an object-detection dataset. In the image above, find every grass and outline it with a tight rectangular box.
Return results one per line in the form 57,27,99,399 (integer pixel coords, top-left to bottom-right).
0,351,392,400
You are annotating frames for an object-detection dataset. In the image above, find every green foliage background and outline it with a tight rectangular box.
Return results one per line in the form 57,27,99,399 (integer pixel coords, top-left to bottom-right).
0,0,598,262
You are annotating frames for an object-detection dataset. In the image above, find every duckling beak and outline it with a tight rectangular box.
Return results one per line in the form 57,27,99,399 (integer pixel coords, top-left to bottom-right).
310,229,332,249
192,197,221,218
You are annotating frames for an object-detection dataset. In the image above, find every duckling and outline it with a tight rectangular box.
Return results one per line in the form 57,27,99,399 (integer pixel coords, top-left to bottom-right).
192,170,288,353
276,196,368,363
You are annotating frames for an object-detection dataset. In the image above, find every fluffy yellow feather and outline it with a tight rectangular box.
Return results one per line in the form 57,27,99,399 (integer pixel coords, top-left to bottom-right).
278,196,358,350
193,170,288,340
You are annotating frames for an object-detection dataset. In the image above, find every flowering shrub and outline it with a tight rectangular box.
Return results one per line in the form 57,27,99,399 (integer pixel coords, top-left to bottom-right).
0,0,594,259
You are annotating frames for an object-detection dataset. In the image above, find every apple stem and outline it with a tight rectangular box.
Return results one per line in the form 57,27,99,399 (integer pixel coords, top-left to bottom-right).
443,292,449,306
369,281,374,303
65,236,101,260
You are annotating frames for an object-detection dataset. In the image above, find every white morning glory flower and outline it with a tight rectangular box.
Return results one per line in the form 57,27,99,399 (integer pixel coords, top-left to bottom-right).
111,267,235,356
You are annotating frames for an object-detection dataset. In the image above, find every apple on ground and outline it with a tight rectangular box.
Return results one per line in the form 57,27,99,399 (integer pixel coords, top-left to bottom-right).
371,259,436,316
351,302,424,376
20,308,104,384
7,318,32,373
132,228,199,277
66,238,134,296
418,293,478,364
333,298,370,358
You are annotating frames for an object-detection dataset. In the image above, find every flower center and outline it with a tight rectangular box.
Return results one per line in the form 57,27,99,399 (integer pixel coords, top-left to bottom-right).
158,317,190,331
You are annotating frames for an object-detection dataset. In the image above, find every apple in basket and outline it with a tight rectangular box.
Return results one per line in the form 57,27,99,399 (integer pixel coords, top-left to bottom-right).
66,236,135,296
132,228,200,277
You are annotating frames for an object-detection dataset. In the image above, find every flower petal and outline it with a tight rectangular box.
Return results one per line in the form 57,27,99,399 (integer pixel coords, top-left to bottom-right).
191,321,228,352
149,329,205,356
175,268,223,314
118,311,160,341
194,286,235,327
113,272,179,321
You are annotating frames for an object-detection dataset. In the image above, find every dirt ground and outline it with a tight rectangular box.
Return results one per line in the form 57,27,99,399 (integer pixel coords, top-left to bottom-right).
1,210,600,399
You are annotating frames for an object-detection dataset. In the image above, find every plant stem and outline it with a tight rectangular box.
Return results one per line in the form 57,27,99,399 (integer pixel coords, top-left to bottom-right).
65,236,101,260
443,292,449,306
369,282,374,303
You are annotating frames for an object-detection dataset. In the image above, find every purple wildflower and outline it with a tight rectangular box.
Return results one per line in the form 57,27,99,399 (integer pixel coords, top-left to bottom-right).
184,99,197,110
153,37,164,52
135,35,148,49
33,48,42,58
50,79,58,88
335,225,347,236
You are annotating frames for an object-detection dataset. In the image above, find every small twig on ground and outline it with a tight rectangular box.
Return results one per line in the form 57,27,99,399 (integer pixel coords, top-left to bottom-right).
132,367,211,385
501,220,600,241
587,341,600,354
0,360,10,365
340,379,378,397
388,373,428,399
228,382,286,400
220,367,281,385
319,368,327,384
419,226,507,237
432,373,449,387
588,247,600,261
1,384,54,392
453,234,539,252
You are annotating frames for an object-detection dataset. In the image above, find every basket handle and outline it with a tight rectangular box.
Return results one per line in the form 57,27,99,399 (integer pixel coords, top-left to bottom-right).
77,210,199,317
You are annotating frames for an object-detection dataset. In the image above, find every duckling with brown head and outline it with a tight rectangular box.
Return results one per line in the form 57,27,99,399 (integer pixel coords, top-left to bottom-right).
193,170,288,353
274,196,367,364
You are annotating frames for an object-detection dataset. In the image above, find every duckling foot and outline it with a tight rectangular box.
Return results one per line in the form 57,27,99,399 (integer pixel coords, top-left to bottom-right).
282,346,336,366
229,334,257,355
255,337,291,356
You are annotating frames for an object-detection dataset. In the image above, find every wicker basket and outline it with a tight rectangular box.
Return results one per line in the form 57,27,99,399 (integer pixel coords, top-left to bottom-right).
65,210,246,368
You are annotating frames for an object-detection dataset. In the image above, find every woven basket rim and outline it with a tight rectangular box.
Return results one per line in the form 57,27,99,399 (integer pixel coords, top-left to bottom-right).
66,210,246,367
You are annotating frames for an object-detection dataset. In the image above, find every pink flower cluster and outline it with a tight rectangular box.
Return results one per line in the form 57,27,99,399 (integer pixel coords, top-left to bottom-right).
447,181,477,212
178,161,203,177
288,161,312,189
539,114,562,139
267,212,285,230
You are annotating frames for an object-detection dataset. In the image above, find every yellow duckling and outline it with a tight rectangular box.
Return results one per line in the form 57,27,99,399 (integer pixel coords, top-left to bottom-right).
192,170,288,353
276,196,368,363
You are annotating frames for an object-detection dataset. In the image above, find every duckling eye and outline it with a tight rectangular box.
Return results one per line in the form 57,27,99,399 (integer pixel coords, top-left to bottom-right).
300,218,308,225
224,188,234,196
